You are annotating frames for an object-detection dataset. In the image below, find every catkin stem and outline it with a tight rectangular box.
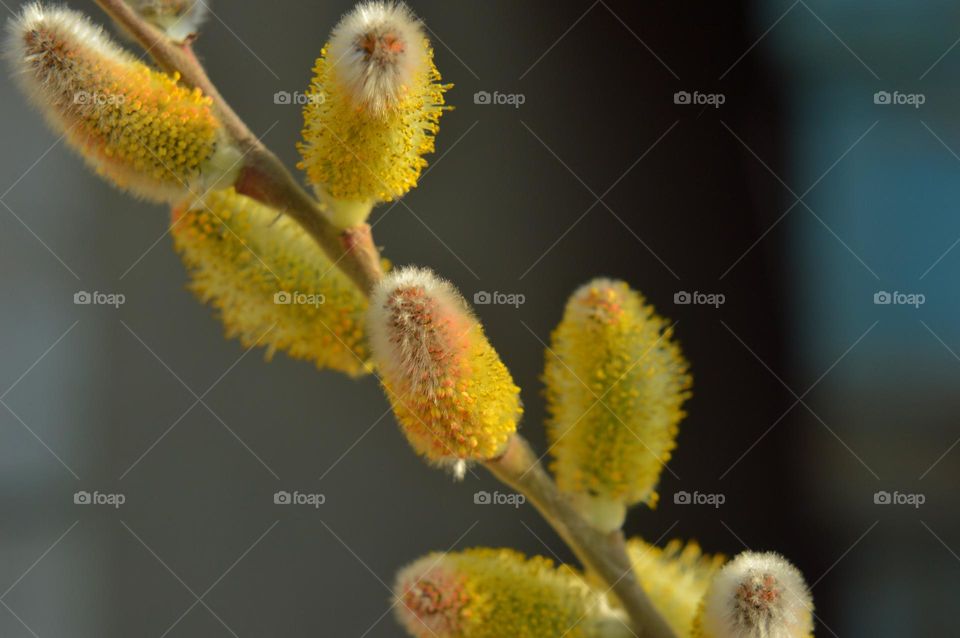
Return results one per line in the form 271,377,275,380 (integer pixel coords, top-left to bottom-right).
94,0,384,295
486,436,678,638
93,2,672,635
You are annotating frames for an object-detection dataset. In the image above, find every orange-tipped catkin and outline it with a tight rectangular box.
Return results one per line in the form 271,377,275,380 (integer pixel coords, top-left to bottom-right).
297,1,449,227
172,188,370,377
545,279,691,531
694,552,814,638
394,548,631,638
367,267,521,470
6,4,240,202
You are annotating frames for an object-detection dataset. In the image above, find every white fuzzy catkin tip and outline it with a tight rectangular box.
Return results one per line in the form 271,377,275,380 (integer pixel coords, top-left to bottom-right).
6,4,123,75
367,266,472,391
327,1,428,116
701,552,813,638
123,0,209,42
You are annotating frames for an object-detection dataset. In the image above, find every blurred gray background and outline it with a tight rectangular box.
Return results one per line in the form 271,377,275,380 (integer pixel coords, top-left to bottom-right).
1,0,957,635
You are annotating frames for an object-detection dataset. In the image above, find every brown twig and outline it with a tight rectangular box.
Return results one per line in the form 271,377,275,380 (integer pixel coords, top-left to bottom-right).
93,2,675,636
94,0,383,295
486,436,677,638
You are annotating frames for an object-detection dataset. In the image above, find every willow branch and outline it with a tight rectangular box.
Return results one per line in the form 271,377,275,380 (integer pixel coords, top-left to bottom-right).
486,436,678,638
94,0,383,295
94,2,673,635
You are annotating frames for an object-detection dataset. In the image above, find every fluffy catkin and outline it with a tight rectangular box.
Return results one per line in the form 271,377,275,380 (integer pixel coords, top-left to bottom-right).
367,267,521,468
5,4,240,202
394,548,631,638
297,2,449,227
172,188,370,377
545,278,691,531
694,552,814,638
624,539,726,637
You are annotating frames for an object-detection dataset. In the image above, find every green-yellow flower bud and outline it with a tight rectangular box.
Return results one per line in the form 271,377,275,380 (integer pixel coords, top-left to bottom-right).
545,278,691,531
296,1,449,227
624,539,725,637
172,188,370,377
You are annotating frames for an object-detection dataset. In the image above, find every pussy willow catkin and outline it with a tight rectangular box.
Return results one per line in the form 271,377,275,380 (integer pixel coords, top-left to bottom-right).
297,1,449,227
6,4,240,202
172,188,370,377
624,539,726,637
367,267,521,471
394,548,631,638
694,552,814,638
545,278,691,531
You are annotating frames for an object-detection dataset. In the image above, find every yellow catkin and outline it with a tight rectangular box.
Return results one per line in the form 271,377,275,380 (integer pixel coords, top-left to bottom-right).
296,42,448,219
367,268,521,467
545,278,691,530
171,188,370,377
394,548,629,638
7,4,239,202
624,539,725,637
